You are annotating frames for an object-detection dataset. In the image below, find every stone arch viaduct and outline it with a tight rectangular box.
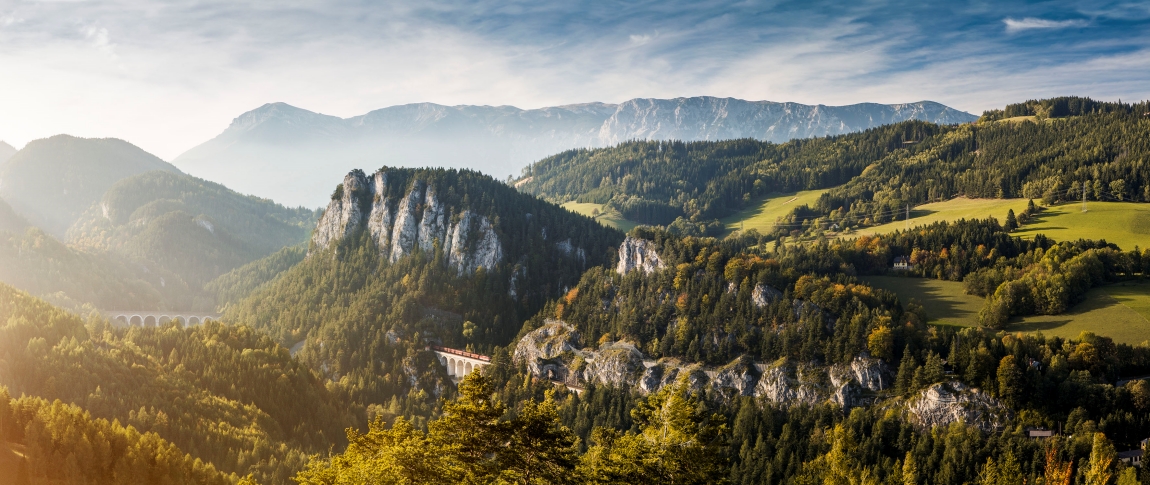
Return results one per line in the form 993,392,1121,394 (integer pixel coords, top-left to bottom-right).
429,345,490,379
102,310,221,328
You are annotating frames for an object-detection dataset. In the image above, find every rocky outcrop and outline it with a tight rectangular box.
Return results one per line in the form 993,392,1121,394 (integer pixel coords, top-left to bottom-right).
616,236,665,275
583,342,646,388
752,284,783,307
311,169,504,274
513,324,903,411
907,381,1009,432
710,356,760,397
513,320,582,377
754,363,825,406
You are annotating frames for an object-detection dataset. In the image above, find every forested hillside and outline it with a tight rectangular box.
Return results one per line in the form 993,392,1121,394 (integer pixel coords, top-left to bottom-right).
68,171,317,288
0,198,27,234
0,135,182,236
0,388,236,485
0,282,354,483
519,98,1150,240
0,227,191,312
225,167,622,426
305,220,1150,485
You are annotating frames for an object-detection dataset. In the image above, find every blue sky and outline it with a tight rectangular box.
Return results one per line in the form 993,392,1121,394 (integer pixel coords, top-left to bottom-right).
1,0,1148,159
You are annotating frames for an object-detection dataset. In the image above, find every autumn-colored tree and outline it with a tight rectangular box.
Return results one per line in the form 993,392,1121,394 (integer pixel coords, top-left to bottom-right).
1083,433,1115,485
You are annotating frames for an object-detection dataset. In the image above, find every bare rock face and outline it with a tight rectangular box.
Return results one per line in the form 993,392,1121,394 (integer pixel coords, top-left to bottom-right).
513,319,581,377
310,169,504,275
754,363,824,405
584,342,646,388
709,355,760,397
832,382,864,408
850,356,891,391
907,381,1009,432
616,236,666,275
751,284,783,308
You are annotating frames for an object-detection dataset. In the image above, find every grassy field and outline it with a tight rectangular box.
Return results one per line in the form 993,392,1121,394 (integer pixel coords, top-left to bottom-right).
1012,201,1150,251
858,198,1149,251
721,188,831,235
864,276,1150,345
561,202,638,233
857,198,1030,237
862,276,985,327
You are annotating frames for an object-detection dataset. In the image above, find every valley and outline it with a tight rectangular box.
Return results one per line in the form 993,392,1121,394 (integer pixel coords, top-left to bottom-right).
1,96,1150,484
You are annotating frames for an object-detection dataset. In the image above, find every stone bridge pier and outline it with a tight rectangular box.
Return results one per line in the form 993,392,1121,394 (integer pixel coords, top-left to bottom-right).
102,310,221,328
429,345,491,380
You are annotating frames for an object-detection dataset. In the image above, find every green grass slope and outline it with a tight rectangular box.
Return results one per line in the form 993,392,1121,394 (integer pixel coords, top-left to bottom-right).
0,135,181,236
561,201,639,233
857,198,1149,252
1013,201,1150,251
722,188,831,235
857,198,1030,237
865,276,1150,345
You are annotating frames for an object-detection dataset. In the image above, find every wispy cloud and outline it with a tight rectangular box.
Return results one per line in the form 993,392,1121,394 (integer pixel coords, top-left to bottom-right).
1004,17,1088,33
0,1,1146,160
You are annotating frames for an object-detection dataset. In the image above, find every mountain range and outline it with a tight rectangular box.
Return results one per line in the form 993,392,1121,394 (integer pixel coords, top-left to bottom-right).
0,135,182,237
173,97,978,208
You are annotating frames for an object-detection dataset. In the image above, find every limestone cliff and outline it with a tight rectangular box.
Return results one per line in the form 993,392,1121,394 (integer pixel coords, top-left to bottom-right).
311,169,504,275
514,320,892,409
906,381,1009,432
616,236,666,275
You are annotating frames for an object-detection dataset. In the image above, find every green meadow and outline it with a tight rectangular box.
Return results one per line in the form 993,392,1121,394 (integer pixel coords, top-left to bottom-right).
722,188,831,235
1012,201,1150,251
561,202,639,233
858,198,1149,251
864,276,1150,345
858,198,1030,237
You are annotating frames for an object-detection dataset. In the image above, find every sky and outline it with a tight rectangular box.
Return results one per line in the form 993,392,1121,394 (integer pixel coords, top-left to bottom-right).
1,0,1149,160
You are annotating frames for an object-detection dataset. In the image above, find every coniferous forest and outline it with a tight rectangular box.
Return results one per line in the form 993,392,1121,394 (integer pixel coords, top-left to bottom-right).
1,97,1149,485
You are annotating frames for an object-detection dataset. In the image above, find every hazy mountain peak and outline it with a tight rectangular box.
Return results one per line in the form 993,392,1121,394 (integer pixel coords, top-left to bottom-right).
0,134,181,236
0,140,15,164
174,97,977,208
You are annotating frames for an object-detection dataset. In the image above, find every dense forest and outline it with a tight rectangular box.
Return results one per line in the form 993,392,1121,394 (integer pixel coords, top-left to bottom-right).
0,282,354,483
518,97,1150,238
3,98,1150,484
68,171,318,288
223,168,623,430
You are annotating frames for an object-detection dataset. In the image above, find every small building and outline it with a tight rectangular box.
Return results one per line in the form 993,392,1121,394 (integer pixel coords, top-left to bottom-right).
1026,428,1054,439
1118,449,1143,467
893,256,912,271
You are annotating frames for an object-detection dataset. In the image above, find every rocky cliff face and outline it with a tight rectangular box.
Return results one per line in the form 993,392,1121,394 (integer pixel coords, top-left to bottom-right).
312,169,503,275
514,320,892,409
616,236,666,275
906,381,1009,432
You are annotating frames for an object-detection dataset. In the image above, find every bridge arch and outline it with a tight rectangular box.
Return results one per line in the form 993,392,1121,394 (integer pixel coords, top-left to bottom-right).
130,315,142,326
188,317,200,326
159,316,171,325
174,316,186,327
116,316,128,325
465,362,473,376
144,316,156,327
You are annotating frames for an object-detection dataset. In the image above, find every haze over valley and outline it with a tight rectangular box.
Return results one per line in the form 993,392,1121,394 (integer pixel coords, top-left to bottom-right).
1,1,1150,484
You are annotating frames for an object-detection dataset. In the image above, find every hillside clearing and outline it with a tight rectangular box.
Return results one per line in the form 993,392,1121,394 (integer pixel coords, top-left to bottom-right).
722,188,831,235
561,202,638,233
1012,201,1150,251
865,276,1150,345
857,198,1030,237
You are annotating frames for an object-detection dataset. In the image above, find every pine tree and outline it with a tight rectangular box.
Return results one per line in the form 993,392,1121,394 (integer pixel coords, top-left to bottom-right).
896,348,916,396
1004,209,1018,231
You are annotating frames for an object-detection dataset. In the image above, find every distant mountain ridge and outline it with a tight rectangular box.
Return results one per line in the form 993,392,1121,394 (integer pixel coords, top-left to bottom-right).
0,141,15,165
174,97,978,208
0,135,182,236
